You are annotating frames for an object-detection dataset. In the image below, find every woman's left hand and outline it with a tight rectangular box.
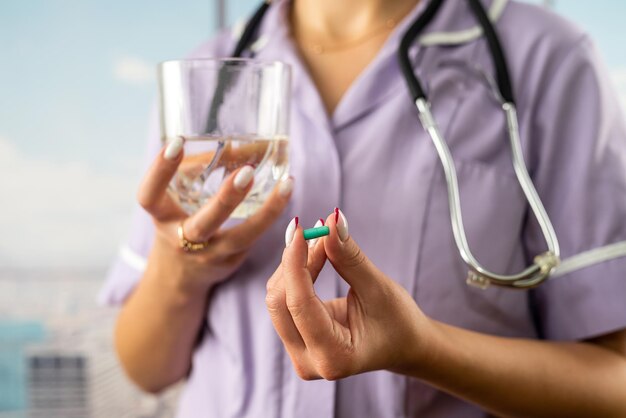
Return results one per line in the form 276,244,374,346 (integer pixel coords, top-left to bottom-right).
265,209,433,380
267,210,626,417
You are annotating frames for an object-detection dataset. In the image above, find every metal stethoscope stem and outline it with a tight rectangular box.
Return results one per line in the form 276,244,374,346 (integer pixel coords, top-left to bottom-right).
415,98,560,289
402,0,561,288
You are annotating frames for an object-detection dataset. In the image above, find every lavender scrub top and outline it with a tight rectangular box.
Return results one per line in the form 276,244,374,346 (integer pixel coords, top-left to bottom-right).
99,0,626,416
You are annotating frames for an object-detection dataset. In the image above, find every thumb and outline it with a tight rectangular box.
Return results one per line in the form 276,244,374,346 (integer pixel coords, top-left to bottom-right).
324,208,382,296
283,217,308,275
283,217,326,281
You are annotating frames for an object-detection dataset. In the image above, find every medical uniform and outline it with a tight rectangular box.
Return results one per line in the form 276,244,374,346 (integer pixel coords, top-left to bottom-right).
99,0,626,416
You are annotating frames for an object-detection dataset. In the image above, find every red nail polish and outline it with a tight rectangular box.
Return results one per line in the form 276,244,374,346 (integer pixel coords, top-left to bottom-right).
334,207,339,224
295,216,299,228
319,218,325,226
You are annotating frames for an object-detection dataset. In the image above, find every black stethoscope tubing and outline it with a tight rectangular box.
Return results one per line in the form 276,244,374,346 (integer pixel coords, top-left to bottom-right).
397,0,515,105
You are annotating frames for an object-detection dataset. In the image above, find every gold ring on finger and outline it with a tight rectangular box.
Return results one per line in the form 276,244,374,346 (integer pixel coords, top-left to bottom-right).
177,221,210,252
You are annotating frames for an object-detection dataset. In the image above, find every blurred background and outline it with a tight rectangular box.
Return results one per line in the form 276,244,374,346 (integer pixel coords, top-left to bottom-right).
0,1,624,417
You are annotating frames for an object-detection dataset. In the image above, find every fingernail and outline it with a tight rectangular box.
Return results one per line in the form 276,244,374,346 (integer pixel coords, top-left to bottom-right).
307,219,324,248
336,208,349,242
285,216,299,247
279,176,294,198
234,165,255,190
164,136,184,160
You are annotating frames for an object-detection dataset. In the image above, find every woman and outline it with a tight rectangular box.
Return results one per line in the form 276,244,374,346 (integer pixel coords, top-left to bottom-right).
100,0,626,416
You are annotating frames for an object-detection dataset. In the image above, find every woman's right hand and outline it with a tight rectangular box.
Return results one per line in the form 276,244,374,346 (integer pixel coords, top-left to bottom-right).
115,136,292,393
138,137,294,297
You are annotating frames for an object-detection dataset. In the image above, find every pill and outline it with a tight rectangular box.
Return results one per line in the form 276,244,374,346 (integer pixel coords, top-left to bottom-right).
303,226,330,240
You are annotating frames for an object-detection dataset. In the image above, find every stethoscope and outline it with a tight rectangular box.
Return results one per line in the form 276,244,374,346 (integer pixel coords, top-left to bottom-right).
226,0,561,289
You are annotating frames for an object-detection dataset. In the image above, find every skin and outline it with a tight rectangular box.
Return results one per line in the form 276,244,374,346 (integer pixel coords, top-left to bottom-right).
115,143,293,393
267,215,626,417
179,140,284,175
291,0,420,114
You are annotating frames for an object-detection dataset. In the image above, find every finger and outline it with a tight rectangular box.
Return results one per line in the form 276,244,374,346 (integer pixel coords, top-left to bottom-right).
181,142,272,173
137,137,187,221
219,141,272,167
179,141,267,173
283,221,340,350
267,267,321,381
179,150,220,172
323,208,382,298
183,164,256,242
211,176,294,254
306,219,327,283
265,264,307,353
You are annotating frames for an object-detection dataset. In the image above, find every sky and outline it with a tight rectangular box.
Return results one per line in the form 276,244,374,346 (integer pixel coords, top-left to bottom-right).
0,0,625,270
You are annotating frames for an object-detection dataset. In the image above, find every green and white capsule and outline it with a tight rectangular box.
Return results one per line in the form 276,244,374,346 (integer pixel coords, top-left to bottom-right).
305,219,328,247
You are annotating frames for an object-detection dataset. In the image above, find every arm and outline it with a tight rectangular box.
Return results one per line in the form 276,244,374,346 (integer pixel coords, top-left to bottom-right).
266,210,626,417
114,238,212,394
410,321,626,418
116,139,293,393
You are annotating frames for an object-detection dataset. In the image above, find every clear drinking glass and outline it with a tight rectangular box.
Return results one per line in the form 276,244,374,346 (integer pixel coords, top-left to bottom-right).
158,58,291,218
